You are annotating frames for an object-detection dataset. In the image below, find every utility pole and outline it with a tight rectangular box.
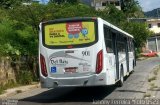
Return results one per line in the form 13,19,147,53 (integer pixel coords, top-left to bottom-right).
157,8,160,18
120,0,125,11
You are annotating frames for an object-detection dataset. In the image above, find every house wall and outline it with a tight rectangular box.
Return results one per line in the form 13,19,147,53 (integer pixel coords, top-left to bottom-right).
146,19,160,52
80,0,121,10
147,19,160,34
147,36,160,52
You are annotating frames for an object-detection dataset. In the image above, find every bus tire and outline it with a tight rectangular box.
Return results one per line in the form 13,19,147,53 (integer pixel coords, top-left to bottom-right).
117,66,124,87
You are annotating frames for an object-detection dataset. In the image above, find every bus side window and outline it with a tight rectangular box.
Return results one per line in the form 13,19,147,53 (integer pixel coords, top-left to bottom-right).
127,38,131,52
131,39,134,52
104,26,113,53
117,34,125,53
127,38,134,53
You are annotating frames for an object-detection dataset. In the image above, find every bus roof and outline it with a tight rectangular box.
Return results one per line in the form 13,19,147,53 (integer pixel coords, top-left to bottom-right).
41,17,97,24
99,18,133,38
41,17,133,38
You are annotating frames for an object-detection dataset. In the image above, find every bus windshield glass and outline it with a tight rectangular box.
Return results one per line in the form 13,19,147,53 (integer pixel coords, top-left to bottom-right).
42,20,97,48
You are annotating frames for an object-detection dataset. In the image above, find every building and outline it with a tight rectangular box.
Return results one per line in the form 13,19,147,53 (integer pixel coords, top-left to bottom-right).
147,19,160,34
80,0,121,10
146,19,160,52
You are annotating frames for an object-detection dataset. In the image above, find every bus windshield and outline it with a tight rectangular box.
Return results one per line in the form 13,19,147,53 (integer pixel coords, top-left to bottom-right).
42,20,98,48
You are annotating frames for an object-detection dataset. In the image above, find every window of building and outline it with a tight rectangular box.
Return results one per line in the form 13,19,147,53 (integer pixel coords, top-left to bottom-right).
148,24,152,28
102,2,107,6
157,23,160,27
115,1,120,6
110,1,114,5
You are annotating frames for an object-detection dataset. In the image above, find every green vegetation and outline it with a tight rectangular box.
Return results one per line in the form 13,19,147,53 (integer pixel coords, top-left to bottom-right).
148,76,157,82
16,90,22,93
0,0,152,92
149,82,158,90
0,79,18,94
143,92,151,98
154,69,158,75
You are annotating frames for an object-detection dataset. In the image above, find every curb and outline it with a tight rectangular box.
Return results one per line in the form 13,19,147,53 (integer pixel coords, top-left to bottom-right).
0,83,40,99
137,57,149,61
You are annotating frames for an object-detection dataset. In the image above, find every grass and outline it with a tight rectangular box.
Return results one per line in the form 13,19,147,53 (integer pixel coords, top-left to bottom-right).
16,90,22,93
0,70,36,95
150,83,155,87
153,68,159,75
144,65,160,98
0,79,19,95
0,87,5,94
153,70,158,75
151,86,158,89
143,92,151,98
0,80,39,95
149,83,158,90
148,76,157,82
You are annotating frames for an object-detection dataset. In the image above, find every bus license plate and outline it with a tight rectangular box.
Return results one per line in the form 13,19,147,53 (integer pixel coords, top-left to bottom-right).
64,67,78,73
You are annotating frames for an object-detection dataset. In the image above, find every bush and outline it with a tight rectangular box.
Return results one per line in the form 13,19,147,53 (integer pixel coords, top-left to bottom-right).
0,79,17,94
16,70,33,85
148,76,157,82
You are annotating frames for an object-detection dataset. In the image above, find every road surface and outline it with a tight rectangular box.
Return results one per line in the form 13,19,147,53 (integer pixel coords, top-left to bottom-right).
5,57,160,105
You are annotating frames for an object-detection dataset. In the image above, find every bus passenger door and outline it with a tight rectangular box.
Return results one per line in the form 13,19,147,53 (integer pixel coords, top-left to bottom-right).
125,37,129,72
112,32,119,80
103,26,119,81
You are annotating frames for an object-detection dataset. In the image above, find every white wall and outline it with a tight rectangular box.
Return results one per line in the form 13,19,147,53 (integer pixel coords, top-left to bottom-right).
147,19,160,34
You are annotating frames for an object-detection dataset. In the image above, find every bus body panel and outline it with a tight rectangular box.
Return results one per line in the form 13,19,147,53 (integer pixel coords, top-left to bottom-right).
39,44,102,77
129,52,134,71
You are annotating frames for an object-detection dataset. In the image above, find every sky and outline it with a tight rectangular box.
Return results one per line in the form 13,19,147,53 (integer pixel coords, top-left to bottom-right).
38,0,49,4
137,0,160,12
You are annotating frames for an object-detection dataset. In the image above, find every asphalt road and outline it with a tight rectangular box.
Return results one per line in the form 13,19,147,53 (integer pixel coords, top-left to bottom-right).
6,57,160,105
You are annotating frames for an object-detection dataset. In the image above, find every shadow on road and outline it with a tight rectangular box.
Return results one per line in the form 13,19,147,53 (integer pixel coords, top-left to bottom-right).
20,86,116,103
115,89,146,93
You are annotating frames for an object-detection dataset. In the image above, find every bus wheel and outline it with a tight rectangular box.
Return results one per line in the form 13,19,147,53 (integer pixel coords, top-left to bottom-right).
117,66,124,87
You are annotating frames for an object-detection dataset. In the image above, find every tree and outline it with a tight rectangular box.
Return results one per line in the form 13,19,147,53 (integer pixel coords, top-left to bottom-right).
121,0,144,18
121,22,153,48
0,0,16,9
9,3,47,35
49,0,79,4
0,0,32,9
99,5,126,26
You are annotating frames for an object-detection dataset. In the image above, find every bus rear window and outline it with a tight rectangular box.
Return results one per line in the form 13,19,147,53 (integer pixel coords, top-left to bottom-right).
42,20,97,48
